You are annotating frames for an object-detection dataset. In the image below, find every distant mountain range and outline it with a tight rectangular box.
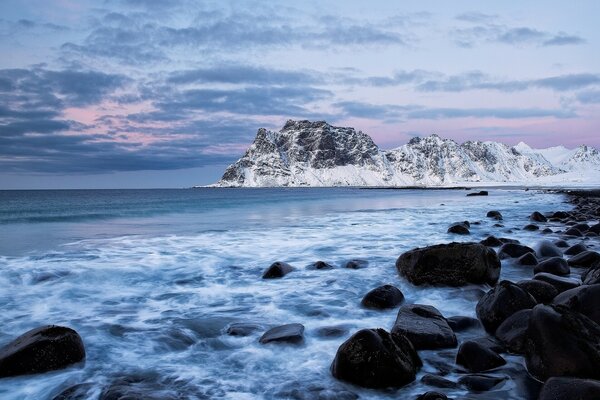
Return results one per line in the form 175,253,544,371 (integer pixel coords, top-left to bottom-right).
211,120,600,187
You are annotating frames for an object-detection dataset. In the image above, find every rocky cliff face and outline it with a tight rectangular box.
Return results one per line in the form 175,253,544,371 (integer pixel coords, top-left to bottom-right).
213,120,600,187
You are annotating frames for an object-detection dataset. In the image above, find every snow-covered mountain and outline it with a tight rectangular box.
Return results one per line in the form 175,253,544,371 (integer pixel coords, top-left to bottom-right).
212,120,600,187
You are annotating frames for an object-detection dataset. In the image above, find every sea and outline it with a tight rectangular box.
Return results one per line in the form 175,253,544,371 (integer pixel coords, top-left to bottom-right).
0,188,571,399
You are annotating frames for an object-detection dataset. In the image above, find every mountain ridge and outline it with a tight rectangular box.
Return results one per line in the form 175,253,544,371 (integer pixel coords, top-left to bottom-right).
212,120,600,187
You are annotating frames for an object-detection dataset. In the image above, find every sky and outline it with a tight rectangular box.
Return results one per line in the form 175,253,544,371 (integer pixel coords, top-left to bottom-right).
0,0,599,188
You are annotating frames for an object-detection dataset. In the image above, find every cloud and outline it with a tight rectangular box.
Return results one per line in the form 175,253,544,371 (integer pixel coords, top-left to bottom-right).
543,33,586,46
577,90,600,104
166,66,322,86
455,12,497,23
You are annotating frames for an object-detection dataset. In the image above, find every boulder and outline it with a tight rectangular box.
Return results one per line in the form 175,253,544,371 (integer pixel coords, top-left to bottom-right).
467,191,488,197
530,211,547,222
456,340,506,372
314,325,351,339
535,240,563,258
590,223,600,234
480,236,503,247
498,243,535,259
533,273,580,293
476,280,537,333
568,251,600,268
310,261,335,270
516,280,558,304
259,323,304,344
396,242,500,286
470,336,506,354
100,374,177,400
420,374,459,389
0,325,85,378
331,328,421,388
226,323,263,337
534,257,570,276
495,309,531,354
448,223,470,235
262,262,294,279
517,252,538,266
458,374,507,392
447,316,481,332
553,239,569,248
525,304,600,381
416,392,448,400
391,304,457,350
361,285,404,309
345,259,368,269
553,284,600,325
538,377,600,400
582,265,600,285
524,224,540,231
486,211,503,220
52,383,94,400
564,228,583,237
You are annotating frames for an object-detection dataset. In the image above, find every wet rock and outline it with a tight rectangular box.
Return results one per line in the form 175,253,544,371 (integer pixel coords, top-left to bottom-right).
391,304,457,350
309,261,334,270
447,316,481,332
331,328,421,389
361,285,404,309
421,374,459,388
554,239,569,248
516,279,558,304
262,262,294,279
259,323,304,344
538,377,600,400
52,383,94,400
274,382,359,400
542,228,553,234
480,236,503,247
525,304,600,381
535,240,563,258
314,325,351,339
564,227,583,237
100,374,181,400
416,392,448,400
533,273,580,293
476,280,537,333
523,224,540,231
396,242,500,286
568,251,600,268
565,243,587,255
345,259,368,269
495,309,531,354
226,322,263,337
448,223,470,235
467,191,488,197
470,336,506,354
517,252,538,266
458,374,507,392
498,243,535,259
582,264,600,285
590,223,600,234
553,211,570,219
0,325,85,378
534,257,570,276
456,340,506,372
486,211,503,220
573,223,591,233
530,211,547,222
553,284,600,325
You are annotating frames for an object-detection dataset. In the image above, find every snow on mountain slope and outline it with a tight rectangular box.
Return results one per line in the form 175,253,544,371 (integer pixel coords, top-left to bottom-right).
212,120,600,187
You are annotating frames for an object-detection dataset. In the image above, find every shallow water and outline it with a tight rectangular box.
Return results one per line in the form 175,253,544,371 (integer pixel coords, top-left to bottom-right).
0,188,581,399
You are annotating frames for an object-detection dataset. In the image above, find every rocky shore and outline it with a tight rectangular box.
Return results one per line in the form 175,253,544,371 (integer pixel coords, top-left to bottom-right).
1,189,599,399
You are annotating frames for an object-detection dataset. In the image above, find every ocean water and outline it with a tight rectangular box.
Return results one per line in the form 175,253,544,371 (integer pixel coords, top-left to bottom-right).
0,188,573,399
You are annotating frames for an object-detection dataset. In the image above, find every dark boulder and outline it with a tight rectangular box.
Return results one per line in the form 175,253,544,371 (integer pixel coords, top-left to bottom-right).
553,284,600,325
582,264,600,285
487,211,503,220
564,227,583,237
52,383,94,400
535,240,563,258
391,304,457,350
314,325,351,339
100,374,179,400
533,273,580,293
416,392,448,400
590,223,600,234
565,243,587,255
456,340,506,372
530,211,547,222
421,374,459,388
516,279,558,304
396,242,500,286
0,325,85,378
534,257,570,276
495,309,531,354
568,251,600,268
517,252,538,266
554,239,569,248
573,223,591,233
310,261,334,270
523,224,540,231
467,191,488,197
226,322,263,337
458,374,507,391
345,259,368,269
331,328,421,389
538,377,600,400
476,280,537,333
262,262,294,279
542,228,553,234
259,323,304,344
361,285,404,309
447,316,481,332
525,304,600,381
448,223,470,235
470,336,506,354
498,243,535,259
480,236,503,247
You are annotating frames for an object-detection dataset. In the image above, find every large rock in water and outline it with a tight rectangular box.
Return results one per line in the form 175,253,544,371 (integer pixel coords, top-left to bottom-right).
552,284,600,325
525,304,600,381
0,325,85,378
361,285,404,309
391,304,457,350
476,280,537,333
331,328,421,389
396,242,500,286
259,324,304,344
262,262,294,279
456,340,506,372
538,377,600,400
